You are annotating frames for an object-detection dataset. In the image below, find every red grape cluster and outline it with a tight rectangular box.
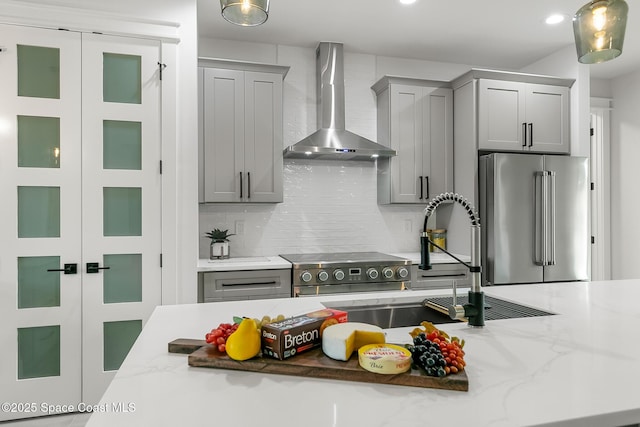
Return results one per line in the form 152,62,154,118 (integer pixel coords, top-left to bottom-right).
205,322,239,353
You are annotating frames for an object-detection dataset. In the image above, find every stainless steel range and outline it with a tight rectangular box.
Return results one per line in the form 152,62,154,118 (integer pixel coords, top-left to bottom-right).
279,252,411,297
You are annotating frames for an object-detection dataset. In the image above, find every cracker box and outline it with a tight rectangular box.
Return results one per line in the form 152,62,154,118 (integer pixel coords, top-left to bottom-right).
261,309,348,360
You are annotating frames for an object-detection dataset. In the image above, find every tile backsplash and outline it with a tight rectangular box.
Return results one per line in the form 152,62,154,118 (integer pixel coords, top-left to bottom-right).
199,159,430,258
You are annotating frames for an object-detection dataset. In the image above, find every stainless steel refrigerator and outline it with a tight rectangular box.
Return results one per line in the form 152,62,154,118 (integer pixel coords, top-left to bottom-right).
479,153,589,285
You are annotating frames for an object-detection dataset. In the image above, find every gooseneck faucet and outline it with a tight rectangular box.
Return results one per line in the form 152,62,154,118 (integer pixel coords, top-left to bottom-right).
420,192,485,327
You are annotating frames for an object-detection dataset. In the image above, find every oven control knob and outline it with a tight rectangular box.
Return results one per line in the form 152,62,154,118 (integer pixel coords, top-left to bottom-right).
300,271,313,283
367,268,379,280
317,270,329,282
333,269,345,281
382,267,394,279
397,267,409,279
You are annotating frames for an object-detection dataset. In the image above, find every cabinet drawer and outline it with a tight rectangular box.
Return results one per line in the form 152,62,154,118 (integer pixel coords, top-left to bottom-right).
411,264,470,290
198,269,291,302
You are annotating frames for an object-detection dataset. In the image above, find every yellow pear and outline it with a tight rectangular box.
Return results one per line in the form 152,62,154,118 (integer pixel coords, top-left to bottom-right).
225,318,261,361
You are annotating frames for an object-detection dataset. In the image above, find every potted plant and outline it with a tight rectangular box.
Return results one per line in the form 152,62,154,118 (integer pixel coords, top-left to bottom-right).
206,228,235,259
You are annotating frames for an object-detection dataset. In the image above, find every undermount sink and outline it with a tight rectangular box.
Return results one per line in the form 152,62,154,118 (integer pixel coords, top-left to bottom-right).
324,300,458,327
323,295,555,329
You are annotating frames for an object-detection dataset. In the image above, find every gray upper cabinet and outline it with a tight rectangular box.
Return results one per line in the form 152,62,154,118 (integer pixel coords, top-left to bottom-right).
373,77,453,204
475,75,571,154
198,59,289,203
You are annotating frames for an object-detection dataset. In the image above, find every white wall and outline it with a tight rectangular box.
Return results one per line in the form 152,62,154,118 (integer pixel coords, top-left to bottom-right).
610,71,640,279
198,38,468,258
591,77,613,98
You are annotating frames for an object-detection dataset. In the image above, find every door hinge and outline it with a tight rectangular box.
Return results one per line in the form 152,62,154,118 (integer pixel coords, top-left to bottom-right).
590,127,594,136
591,182,594,191
591,236,595,244
160,253,163,268
160,160,163,174
158,62,167,80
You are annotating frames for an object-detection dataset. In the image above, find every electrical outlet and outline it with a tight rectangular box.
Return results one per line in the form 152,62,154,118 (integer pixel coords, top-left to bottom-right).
235,220,245,235
404,219,412,232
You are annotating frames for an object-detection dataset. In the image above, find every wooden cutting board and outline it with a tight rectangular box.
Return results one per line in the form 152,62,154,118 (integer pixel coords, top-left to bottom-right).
168,339,468,392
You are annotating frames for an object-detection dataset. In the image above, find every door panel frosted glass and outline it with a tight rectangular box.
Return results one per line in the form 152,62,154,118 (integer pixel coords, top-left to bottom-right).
18,186,61,238
103,187,142,236
103,53,141,104
18,325,61,379
18,256,60,308
103,120,141,170
103,320,142,371
18,115,61,168
17,45,60,99
103,254,142,303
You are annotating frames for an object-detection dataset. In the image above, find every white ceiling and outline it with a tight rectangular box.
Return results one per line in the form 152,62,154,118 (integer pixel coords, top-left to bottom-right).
198,0,639,80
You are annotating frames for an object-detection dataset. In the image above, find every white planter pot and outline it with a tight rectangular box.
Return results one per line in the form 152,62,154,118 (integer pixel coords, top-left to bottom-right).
210,241,230,259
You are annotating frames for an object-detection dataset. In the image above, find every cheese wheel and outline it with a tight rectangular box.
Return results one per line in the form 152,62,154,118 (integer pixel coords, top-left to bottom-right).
321,322,385,361
358,344,412,374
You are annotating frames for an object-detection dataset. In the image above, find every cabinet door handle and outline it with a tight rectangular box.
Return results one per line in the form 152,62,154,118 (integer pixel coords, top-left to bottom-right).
528,123,533,147
221,281,277,288
425,176,430,199
239,172,243,198
86,262,110,274
522,122,527,147
419,176,423,200
247,172,251,199
47,263,78,275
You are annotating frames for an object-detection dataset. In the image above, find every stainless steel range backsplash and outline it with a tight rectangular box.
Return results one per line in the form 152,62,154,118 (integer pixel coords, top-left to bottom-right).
198,160,428,258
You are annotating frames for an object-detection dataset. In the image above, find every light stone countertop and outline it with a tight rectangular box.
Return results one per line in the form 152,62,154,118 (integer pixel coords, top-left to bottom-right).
197,252,467,273
197,256,291,272
87,280,640,427
391,251,471,264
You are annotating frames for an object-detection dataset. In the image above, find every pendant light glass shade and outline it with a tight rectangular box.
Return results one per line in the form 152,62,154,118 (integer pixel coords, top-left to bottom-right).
220,0,269,26
573,0,629,64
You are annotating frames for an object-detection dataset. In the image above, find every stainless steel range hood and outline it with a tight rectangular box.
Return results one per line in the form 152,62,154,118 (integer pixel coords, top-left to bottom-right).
283,42,396,161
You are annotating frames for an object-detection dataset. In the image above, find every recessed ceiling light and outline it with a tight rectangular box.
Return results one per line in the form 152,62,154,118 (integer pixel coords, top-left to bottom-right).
399,0,417,5
545,14,565,25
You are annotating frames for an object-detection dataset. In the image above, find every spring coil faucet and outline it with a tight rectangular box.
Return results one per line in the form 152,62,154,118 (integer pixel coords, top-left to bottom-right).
420,192,485,327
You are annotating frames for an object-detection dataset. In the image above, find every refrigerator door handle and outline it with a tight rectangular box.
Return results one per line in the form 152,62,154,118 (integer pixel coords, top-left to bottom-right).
534,171,546,266
542,171,548,266
548,171,556,265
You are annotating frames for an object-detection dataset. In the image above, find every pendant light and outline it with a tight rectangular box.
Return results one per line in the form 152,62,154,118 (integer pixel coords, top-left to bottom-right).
573,0,629,64
220,0,269,26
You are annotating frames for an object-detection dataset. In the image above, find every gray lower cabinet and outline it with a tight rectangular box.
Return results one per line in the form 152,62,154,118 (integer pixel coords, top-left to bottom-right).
410,264,470,290
198,269,292,302
372,76,453,204
198,59,289,203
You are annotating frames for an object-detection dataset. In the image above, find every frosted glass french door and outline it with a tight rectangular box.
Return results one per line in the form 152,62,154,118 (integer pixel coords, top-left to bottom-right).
0,24,162,420
80,33,162,404
0,24,83,420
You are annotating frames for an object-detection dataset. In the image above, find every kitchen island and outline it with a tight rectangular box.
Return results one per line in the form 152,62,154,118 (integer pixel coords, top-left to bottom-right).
87,280,640,427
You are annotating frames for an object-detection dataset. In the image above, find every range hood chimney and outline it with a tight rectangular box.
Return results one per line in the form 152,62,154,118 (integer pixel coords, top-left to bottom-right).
283,42,396,161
